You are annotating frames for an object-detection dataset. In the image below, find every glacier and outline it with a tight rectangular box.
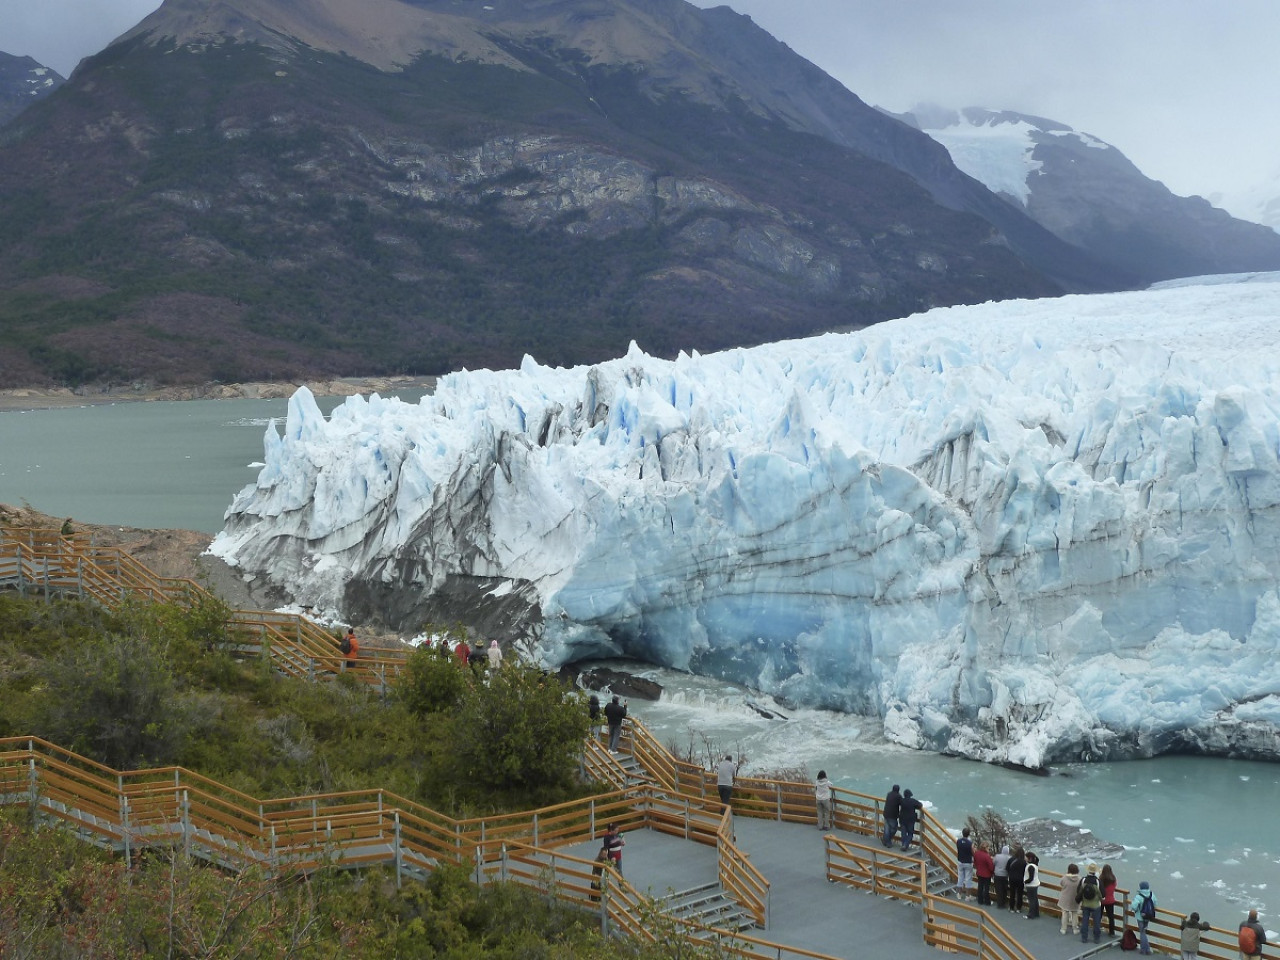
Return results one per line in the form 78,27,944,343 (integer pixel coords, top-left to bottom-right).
211,274,1280,769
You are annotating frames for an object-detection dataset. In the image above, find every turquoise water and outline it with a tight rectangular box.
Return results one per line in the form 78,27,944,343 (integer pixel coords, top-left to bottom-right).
0,394,426,533
4,397,1278,934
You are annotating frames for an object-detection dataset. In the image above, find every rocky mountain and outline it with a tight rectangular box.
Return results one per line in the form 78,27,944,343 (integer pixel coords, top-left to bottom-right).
0,0,1127,388
905,106,1280,286
0,52,64,127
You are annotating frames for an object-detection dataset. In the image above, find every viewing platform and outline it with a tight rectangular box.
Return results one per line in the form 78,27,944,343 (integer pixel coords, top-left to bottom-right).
0,524,1251,960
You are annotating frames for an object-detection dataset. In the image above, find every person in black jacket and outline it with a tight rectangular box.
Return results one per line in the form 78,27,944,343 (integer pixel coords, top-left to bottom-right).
603,695,628,752
1007,847,1027,914
898,789,922,851
881,784,902,847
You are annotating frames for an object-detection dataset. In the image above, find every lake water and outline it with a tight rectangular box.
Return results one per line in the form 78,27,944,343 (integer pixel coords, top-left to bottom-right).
0,393,427,533
2,396,1278,935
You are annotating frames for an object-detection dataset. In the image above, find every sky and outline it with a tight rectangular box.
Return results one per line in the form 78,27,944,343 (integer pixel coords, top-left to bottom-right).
1,0,1278,202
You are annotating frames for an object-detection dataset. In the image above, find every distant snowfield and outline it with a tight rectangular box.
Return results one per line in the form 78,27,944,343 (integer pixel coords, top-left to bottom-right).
213,273,1280,768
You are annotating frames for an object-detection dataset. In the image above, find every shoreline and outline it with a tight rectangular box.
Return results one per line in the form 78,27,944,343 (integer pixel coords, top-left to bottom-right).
0,375,437,413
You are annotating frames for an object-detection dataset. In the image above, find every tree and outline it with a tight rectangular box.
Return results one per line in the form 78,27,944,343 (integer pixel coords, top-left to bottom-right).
448,665,590,803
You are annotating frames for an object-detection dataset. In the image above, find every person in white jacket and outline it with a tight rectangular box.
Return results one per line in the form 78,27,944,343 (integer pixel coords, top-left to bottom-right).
486,639,503,669
814,771,833,830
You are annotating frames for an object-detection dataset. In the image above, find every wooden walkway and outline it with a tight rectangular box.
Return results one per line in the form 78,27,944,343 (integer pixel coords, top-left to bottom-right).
0,525,1248,960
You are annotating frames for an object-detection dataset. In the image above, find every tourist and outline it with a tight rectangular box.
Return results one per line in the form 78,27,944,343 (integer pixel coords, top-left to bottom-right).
1178,911,1210,959
1007,846,1027,914
487,639,502,669
342,627,359,667
1023,851,1041,919
454,637,470,665
1101,864,1119,936
590,845,611,902
955,826,974,900
1131,880,1157,955
881,784,901,848
814,770,833,830
993,844,1012,909
1080,863,1104,944
601,822,625,874
604,695,627,752
588,693,601,735
974,841,995,905
1239,909,1266,959
1057,863,1082,936
898,789,922,851
716,754,737,808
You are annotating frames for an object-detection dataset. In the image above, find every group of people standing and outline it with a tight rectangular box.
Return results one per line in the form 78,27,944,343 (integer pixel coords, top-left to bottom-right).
879,784,923,851
962,837,1045,919
452,637,504,670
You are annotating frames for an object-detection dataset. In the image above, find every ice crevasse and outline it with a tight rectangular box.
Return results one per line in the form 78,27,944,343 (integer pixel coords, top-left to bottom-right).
212,273,1280,768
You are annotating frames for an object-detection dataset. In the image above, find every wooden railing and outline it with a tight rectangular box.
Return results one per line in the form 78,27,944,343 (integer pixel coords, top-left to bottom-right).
9,524,1232,959
0,526,411,691
922,894,1035,960
824,834,928,903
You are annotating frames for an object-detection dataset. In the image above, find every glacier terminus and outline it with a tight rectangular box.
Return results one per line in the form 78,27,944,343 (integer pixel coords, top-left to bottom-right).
211,273,1280,769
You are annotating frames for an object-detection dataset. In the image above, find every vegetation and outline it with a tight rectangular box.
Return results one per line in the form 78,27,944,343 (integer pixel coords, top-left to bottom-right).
0,592,726,955
964,808,1014,852
0,815,727,958
0,594,588,815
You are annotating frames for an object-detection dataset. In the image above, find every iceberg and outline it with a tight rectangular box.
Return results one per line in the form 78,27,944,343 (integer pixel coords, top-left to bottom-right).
212,274,1280,768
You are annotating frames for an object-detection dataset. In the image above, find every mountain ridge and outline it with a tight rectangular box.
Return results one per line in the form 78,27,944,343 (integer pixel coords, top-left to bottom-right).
909,105,1280,285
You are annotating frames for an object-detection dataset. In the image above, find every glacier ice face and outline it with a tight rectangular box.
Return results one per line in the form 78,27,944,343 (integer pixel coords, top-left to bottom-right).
212,275,1280,768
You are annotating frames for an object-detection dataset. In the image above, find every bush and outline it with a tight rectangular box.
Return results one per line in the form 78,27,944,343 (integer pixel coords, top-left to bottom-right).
447,665,590,804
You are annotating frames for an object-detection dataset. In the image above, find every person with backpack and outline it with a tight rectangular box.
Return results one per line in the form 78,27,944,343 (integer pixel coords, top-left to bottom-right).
1023,851,1041,919
1079,863,1104,944
1131,880,1157,955
1179,911,1211,959
340,627,358,667
955,827,974,900
1239,908,1267,959
1057,863,1082,935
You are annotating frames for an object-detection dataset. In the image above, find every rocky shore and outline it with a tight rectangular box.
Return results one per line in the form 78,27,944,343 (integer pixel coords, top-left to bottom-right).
0,375,436,412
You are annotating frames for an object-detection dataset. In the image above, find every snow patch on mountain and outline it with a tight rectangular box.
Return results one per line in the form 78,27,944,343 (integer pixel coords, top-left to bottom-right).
212,274,1280,769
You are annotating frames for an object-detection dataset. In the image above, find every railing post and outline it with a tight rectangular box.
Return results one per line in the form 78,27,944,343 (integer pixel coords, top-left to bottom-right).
270,824,278,877
182,789,191,858
684,797,690,840
122,795,132,870
76,556,84,598
394,812,403,888
775,784,782,821
27,749,38,814
533,812,539,847
474,845,483,886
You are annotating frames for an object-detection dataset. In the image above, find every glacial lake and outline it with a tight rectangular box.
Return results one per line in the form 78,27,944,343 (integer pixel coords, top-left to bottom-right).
2,395,1278,933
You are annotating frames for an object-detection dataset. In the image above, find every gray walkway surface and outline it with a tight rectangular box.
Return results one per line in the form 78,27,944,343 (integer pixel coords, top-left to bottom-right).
569,818,1116,960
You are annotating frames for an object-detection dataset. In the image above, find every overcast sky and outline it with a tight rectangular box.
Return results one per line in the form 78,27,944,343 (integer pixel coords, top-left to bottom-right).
2,0,1277,201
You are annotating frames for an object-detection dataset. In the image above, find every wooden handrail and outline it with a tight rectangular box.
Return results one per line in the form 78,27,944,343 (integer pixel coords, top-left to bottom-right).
8,525,1215,960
